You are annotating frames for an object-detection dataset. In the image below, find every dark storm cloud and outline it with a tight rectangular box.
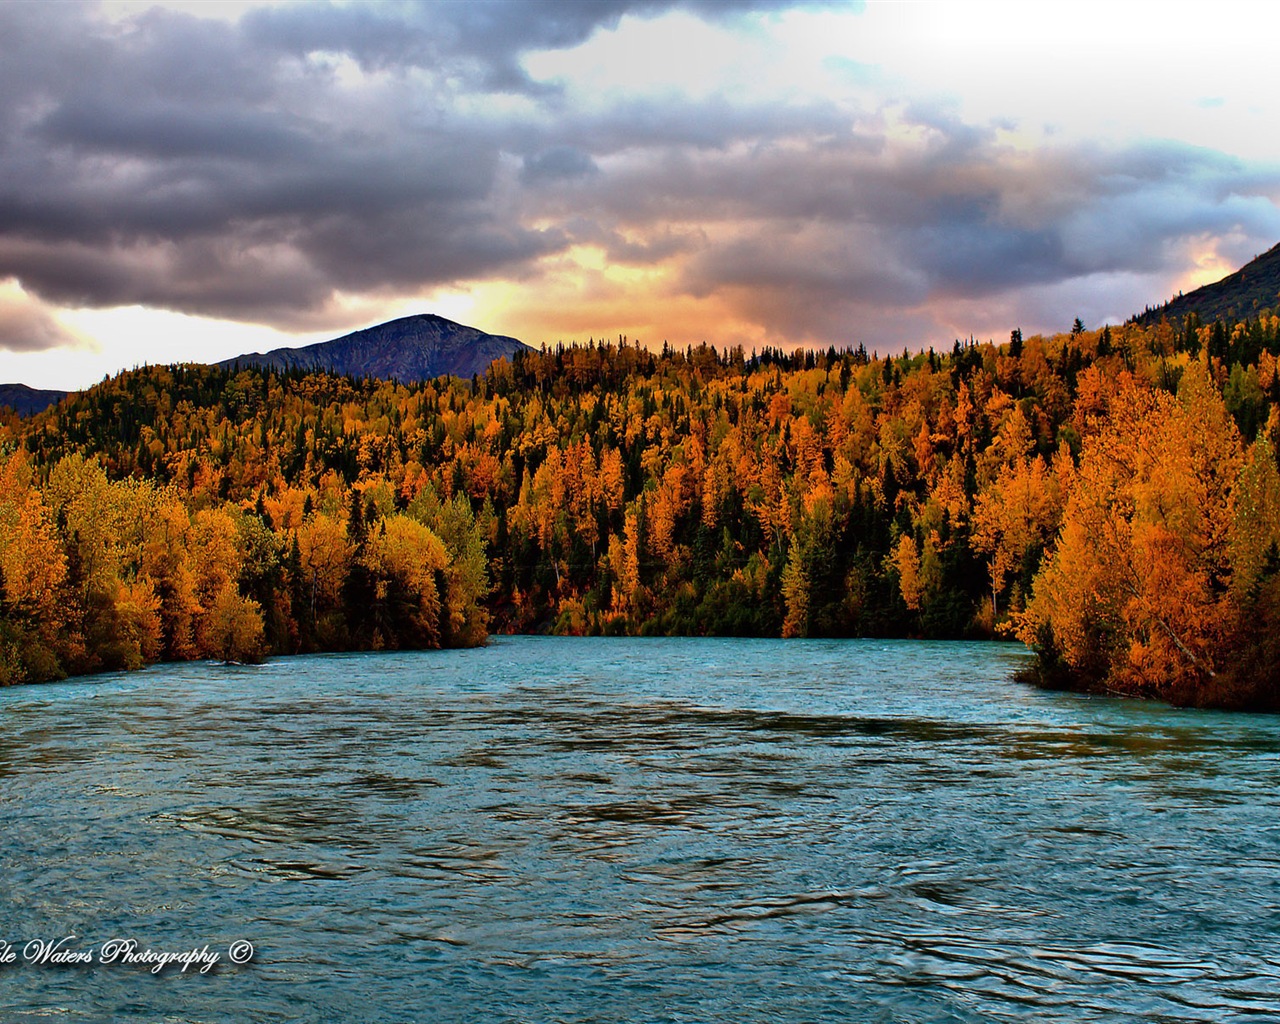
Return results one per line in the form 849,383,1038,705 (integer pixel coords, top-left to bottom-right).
0,1,590,326
0,0,831,329
0,0,1276,345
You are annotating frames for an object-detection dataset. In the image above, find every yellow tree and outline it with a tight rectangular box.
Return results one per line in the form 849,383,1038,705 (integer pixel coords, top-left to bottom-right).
361,514,448,647
188,507,244,610
972,447,1070,621
1016,365,1243,701
0,479,73,682
114,577,164,666
44,454,123,602
0,491,67,625
889,533,923,613
1228,433,1280,599
137,489,201,659
296,511,353,627
780,552,810,638
599,447,626,516
616,505,643,610
201,581,266,662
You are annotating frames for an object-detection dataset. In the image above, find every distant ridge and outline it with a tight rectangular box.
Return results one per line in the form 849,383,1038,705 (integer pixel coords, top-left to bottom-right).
1135,242,1280,325
217,313,532,384
0,383,68,417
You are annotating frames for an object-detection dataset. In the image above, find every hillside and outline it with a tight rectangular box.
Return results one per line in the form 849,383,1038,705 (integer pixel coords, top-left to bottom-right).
218,313,531,383
1135,242,1280,325
13,309,1280,706
8,303,1280,706
0,383,67,417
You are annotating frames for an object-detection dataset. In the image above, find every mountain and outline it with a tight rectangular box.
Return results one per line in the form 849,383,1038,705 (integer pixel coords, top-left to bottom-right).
1135,242,1280,325
0,383,68,416
217,313,532,383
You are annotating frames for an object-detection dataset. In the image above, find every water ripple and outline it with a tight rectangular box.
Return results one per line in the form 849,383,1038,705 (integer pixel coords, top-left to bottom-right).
1,637,1278,1022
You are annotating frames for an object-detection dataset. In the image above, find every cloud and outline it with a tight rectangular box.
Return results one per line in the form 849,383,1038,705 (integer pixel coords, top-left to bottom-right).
0,284,85,353
577,117,1280,344
0,2,578,328
241,0,813,92
0,0,1277,357
521,146,600,184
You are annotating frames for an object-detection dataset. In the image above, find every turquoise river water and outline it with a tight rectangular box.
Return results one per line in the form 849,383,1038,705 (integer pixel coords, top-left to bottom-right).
1,636,1278,1022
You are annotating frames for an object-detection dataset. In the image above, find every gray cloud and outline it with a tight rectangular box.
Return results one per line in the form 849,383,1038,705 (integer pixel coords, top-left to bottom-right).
522,146,600,184
585,119,1280,340
0,292,82,353
241,0,814,92
559,216,698,263
0,0,1276,350
0,2,581,327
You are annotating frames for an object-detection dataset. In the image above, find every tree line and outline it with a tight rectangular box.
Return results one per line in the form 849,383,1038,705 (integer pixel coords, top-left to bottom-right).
5,313,1280,706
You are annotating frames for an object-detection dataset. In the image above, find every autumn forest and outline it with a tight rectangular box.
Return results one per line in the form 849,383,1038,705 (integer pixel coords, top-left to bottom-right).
3,313,1280,709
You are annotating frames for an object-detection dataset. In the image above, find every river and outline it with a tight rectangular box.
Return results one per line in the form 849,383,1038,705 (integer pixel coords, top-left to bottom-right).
1,636,1278,1022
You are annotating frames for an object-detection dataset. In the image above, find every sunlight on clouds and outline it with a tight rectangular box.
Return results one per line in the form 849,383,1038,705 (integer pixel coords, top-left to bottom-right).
1170,231,1260,296
768,8,887,99
0,279,93,347
373,289,486,329
519,5,878,122
564,244,609,274
308,51,373,91
515,1,1280,170
503,283,773,353
50,306,315,388
437,245,770,352
847,0,1280,162
0,290,523,392
522,7,869,113
454,88,546,124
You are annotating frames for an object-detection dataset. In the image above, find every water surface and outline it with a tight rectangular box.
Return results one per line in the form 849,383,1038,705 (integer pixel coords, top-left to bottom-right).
2,637,1278,1022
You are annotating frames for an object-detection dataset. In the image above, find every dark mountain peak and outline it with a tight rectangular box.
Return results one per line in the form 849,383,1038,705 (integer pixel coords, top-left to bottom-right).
218,313,532,383
1135,243,1280,326
0,383,68,417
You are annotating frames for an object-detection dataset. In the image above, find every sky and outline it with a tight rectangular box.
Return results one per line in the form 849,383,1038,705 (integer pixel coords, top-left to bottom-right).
2,0,1280,391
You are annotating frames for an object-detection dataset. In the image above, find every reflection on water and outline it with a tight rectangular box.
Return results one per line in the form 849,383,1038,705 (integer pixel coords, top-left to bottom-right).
1,637,1279,1023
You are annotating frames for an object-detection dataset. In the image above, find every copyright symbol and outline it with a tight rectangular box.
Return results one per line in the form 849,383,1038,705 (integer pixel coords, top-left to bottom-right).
227,940,254,965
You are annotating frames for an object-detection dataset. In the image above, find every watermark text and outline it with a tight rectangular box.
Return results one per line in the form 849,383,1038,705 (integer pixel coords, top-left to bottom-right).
0,936,254,974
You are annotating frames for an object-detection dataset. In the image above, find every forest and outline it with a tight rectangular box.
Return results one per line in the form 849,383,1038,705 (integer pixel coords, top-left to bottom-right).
3,312,1280,708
